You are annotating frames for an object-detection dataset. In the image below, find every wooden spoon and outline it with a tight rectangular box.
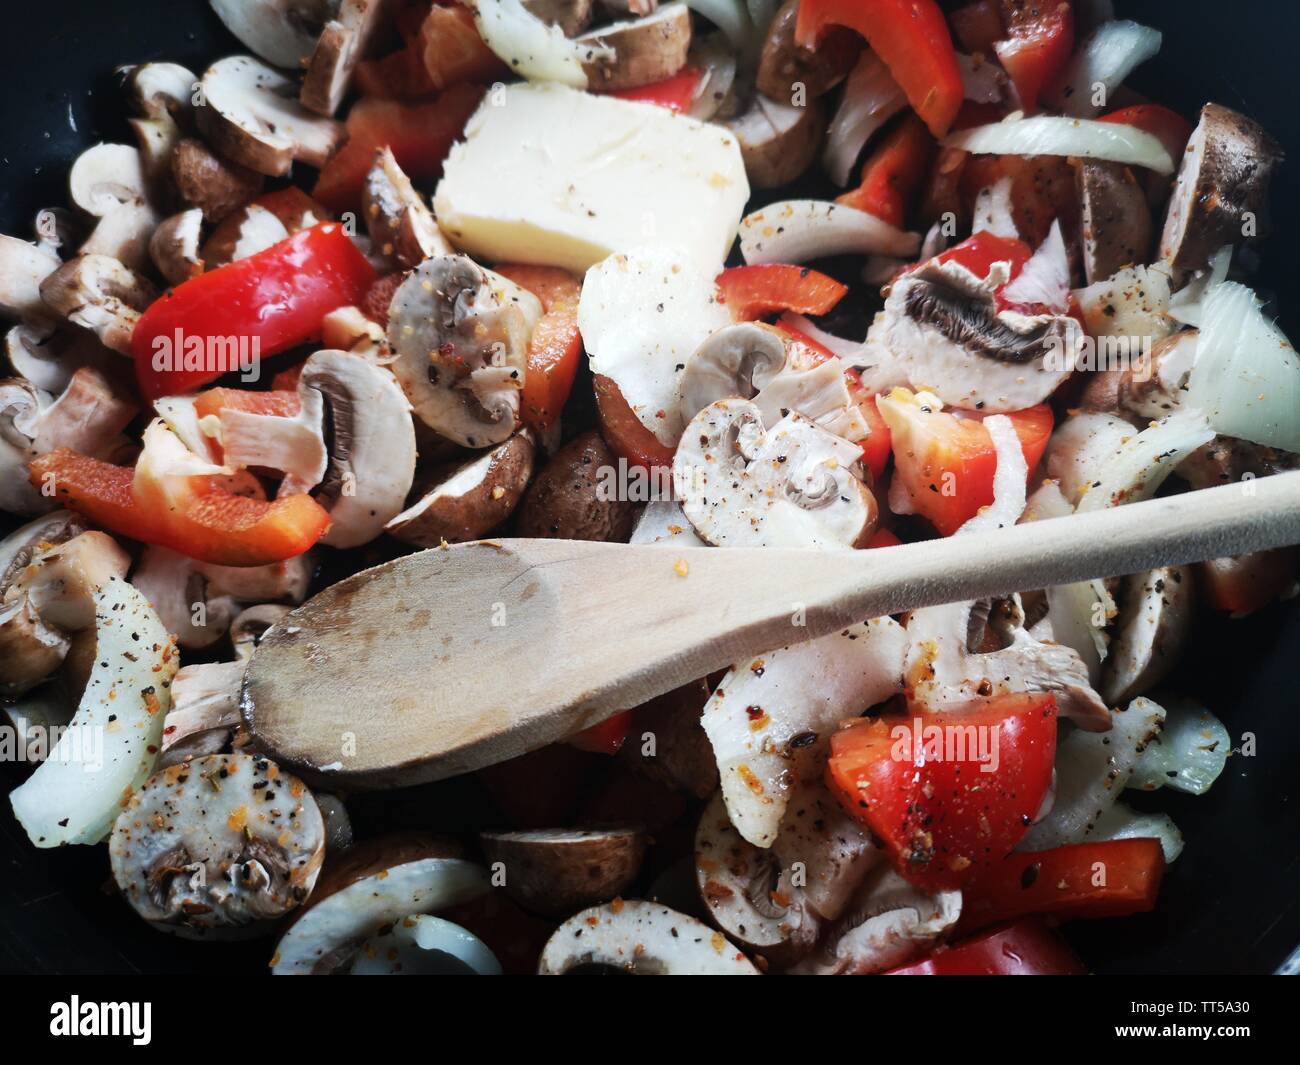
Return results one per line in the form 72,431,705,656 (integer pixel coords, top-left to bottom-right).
244,471,1300,787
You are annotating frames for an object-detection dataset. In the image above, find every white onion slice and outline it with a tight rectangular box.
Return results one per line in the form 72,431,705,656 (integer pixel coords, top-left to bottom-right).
778,313,863,361
1183,281,1300,453
956,415,1027,534
1073,409,1214,513
1168,245,1232,327
972,176,1018,239
1091,803,1184,863
468,0,612,88
1001,220,1070,313
739,200,921,264
685,0,754,50
1128,696,1230,796
822,52,906,186
944,115,1175,174
1047,20,1163,118
687,34,737,121
1045,411,1136,504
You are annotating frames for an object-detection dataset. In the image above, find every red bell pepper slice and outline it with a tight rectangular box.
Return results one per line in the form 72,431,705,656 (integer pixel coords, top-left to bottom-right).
593,374,678,474
253,187,332,232
865,527,903,549
879,393,1054,536
495,264,583,433
827,692,1058,891
993,1,1074,113
936,229,1033,281
312,83,485,212
885,918,1088,975
192,387,302,422
957,839,1166,933
837,113,936,227
29,443,330,566
716,264,848,321
419,3,509,91
131,223,376,401
566,711,634,755
607,67,703,112
796,0,964,138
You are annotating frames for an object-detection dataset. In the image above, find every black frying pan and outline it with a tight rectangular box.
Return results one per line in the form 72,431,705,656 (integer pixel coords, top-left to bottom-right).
0,0,1297,975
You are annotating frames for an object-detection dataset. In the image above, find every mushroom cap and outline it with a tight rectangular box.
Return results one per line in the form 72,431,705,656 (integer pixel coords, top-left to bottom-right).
1101,566,1194,705
149,208,206,286
678,321,788,424
387,432,535,547
694,792,819,968
231,603,294,662
196,56,344,176
210,0,341,70
123,62,198,119
351,914,504,975
362,147,451,269
301,0,393,117
68,143,148,218
1077,159,1153,286
387,255,539,448
110,753,326,936
0,233,62,321
5,321,112,395
38,254,157,355
577,3,693,91
480,826,647,918
515,430,638,542
172,137,265,223
0,595,70,696
298,348,418,548
9,530,131,632
130,545,239,650
673,398,876,549
725,93,828,190
539,899,760,974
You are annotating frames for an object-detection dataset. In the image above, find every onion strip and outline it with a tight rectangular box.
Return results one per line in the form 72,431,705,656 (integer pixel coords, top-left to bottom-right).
944,114,1175,174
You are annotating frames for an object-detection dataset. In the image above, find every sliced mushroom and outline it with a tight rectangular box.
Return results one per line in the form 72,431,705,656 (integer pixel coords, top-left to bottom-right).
538,899,759,974
201,203,291,267
695,792,819,968
1160,103,1283,274
351,914,504,975
480,827,646,918
0,234,62,321
787,866,961,975
387,255,540,447
1075,263,1175,342
39,254,157,355
271,834,489,974
67,143,159,271
514,430,637,542
158,659,245,767
673,399,876,549
301,0,393,116
0,596,69,696
863,257,1085,411
1,378,54,514
298,348,417,547
129,113,186,190
757,0,859,103
196,56,345,176
124,61,198,119
1114,328,1198,419
387,433,535,547
131,545,240,649
362,147,452,269
320,304,387,360
5,321,112,394
171,138,265,223
5,531,131,632
1077,160,1152,285
201,555,314,604
523,0,594,36
1100,566,1194,705
629,499,708,549
726,94,828,190
210,0,341,69
904,597,1111,730
150,208,206,285
109,753,325,936
578,4,692,91
231,602,293,661
33,207,86,259
703,616,907,848
0,511,86,591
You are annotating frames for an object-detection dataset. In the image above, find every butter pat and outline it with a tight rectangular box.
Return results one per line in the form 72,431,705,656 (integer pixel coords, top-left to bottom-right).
434,83,749,274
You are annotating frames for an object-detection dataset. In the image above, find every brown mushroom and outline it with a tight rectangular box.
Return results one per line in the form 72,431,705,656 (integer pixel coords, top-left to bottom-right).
578,3,692,91
515,430,638,541
38,254,157,355
1077,160,1152,285
301,0,394,116
725,94,828,189
171,138,265,223
523,0,594,36
479,826,647,918
757,0,860,104
362,147,451,269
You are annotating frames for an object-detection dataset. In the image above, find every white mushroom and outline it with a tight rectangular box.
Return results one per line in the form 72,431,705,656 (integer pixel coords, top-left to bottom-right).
109,753,326,936
702,615,907,847
362,147,452,269
123,61,198,120
787,866,961,975
67,144,159,272
38,254,157,355
131,546,239,650
386,255,540,448
629,499,708,548
0,234,62,321
157,659,245,767
271,835,489,974
673,399,876,549
350,914,503,975
210,0,342,70
904,596,1111,730
149,208,206,286
5,531,131,632
302,0,394,116
538,900,760,974
196,56,345,176
1100,567,1193,705
863,257,1085,411
201,203,291,267
9,578,178,847
4,321,113,394
0,596,69,696
231,602,293,662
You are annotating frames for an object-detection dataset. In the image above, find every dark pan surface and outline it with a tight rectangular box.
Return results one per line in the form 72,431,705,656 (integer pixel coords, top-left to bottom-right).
0,0,1297,974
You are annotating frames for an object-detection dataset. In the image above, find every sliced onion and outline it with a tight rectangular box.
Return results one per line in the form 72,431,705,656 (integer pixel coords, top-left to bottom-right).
685,0,754,50
468,0,612,88
1183,281,1300,453
1020,696,1166,852
1001,220,1069,313
1091,803,1184,863
1047,20,1163,118
778,313,863,361
687,34,737,121
1073,409,1214,513
822,51,905,186
956,414,1027,534
739,200,921,264
1128,696,1230,796
1045,411,1136,504
1168,245,1232,327
944,115,1175,174
972,176,1018,239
